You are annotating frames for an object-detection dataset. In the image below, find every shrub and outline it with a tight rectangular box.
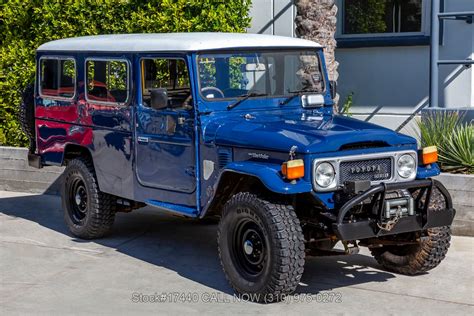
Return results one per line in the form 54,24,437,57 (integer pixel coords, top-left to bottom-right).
339,92,353,116
440,124,474,174
417,111,459,148
417,111,474,174
0,0,251,147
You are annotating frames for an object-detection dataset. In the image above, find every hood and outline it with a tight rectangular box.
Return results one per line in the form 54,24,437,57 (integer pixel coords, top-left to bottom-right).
203,110,416,154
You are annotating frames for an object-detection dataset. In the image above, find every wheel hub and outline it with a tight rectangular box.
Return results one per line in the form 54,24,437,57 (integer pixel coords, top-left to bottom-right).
232,219,267,277
68,177,88,224
75,186,87,213
243,240,253,255
75,192,82,206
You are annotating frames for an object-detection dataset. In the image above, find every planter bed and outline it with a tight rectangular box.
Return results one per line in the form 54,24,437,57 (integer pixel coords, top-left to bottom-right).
435,173,474,236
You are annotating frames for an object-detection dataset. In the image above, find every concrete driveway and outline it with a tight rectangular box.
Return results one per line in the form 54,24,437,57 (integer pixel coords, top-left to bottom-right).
0,190,473,315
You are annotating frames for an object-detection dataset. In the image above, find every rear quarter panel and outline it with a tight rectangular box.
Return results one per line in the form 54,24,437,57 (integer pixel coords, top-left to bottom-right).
35,52,134,199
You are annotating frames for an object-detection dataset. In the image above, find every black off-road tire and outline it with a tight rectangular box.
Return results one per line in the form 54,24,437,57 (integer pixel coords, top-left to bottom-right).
61,157,116,239
370,226,451,275
18,83,36,153
217,192,305,302
370,189,451,275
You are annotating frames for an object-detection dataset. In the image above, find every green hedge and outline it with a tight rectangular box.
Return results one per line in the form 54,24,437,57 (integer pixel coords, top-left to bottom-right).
0,0,251,146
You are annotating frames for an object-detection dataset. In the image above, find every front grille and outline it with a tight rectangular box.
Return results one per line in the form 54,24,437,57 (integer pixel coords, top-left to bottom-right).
339,158,392,183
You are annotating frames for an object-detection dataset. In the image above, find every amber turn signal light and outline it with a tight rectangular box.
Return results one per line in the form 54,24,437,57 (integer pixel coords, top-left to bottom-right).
422,146,438,165
281,159,304,180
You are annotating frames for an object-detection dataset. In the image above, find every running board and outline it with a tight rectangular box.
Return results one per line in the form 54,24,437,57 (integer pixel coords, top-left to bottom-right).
145,199,199,218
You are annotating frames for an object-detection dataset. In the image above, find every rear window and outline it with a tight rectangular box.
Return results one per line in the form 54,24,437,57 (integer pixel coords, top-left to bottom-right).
39,58,76,99
86,59,129,104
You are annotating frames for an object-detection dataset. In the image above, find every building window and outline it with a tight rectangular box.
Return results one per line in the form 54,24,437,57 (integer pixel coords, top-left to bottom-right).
86,59,129,105
343,0,423,35
337,0,429,47
39,58,76,99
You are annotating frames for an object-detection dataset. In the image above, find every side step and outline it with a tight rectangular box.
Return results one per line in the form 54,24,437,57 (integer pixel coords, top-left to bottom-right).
145,199,198,218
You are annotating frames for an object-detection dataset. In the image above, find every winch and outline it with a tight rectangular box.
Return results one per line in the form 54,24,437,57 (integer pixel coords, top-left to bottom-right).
383,195,415,219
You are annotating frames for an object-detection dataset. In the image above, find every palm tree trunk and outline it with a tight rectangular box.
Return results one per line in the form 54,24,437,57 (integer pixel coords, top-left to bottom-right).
295,0,339,107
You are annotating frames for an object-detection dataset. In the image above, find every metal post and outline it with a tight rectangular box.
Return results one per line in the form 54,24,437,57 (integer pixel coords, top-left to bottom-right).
429,0,440,108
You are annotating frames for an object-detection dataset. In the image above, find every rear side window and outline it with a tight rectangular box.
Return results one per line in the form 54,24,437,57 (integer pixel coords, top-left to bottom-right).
39,58,76,99
86,59,129,104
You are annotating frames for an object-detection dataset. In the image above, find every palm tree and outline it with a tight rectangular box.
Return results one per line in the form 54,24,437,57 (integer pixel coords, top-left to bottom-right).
295,0,339,106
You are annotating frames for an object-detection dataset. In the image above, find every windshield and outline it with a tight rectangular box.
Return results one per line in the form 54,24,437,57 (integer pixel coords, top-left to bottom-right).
197,50,324,100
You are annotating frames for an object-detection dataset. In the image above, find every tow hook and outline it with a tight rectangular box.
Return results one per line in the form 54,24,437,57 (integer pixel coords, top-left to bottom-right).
343,241,359,255
377,195,415,232
377,211,402,232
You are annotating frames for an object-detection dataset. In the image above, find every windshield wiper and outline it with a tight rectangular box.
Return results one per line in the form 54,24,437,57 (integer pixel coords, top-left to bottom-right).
280,89,321,106
227,92,268,110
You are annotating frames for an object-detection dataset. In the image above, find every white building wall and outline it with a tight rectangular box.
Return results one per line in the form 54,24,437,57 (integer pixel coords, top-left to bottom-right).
247,0,474,136
247,0,295,36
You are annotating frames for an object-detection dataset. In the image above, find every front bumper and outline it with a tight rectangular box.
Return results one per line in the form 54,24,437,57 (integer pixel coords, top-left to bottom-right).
333,179,455,240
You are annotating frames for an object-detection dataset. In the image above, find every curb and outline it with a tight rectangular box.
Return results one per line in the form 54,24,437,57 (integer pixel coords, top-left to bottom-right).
0,146,63,194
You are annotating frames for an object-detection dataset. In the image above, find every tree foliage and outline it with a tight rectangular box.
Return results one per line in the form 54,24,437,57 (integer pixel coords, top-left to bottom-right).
0,0,251,146
344,0,387,34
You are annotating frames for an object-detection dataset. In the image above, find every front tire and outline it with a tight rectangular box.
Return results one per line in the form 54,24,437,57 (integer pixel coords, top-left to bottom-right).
61,158,116,239
217,192,305,302
370,226,451,275
370,188,452,275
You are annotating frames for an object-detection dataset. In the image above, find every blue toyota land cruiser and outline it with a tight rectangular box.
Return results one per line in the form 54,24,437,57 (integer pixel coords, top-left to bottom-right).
23,33,455,301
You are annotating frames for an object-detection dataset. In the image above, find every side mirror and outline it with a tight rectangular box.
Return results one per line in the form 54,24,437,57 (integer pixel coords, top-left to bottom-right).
301,94,325,108
150,88,168,110
329,80,337,100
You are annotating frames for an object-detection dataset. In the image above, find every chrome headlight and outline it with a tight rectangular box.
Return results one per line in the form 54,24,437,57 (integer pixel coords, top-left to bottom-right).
315,162,336,188
397,154,416,179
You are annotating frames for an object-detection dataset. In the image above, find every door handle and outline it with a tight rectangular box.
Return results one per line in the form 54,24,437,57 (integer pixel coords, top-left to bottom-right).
178,116,194,125
137,136,149,144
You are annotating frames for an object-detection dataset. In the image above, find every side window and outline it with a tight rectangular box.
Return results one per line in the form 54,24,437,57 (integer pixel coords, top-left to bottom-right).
142,58,191,109
40,58,76,99
86,59,129,104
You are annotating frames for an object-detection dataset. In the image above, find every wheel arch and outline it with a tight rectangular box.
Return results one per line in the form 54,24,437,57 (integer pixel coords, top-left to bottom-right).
62,144,93,166
201,171,268,218
200,162,311,218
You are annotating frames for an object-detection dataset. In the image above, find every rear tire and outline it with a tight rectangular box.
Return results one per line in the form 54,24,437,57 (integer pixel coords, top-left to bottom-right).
217,192,305,302
61,157,116,239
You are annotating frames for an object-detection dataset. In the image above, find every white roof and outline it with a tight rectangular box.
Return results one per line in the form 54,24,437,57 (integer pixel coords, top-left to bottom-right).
37,33,322,52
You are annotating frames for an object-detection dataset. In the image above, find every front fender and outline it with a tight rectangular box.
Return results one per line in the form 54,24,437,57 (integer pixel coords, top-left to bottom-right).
416,163,441,179
222,161,313,194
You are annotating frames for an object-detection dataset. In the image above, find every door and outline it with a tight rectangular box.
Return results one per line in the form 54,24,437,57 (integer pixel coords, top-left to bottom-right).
135,57,196,193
